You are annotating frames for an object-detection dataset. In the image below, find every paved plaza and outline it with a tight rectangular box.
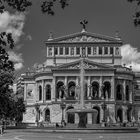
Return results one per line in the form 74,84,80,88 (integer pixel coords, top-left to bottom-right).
0,129,140,140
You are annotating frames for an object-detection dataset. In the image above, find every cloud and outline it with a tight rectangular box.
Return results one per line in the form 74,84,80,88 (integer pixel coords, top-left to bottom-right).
0,11,25,43
121,44,140,71
8,51,24,70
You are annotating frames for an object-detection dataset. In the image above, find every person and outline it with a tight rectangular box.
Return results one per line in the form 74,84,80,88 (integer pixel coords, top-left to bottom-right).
0,121,4,136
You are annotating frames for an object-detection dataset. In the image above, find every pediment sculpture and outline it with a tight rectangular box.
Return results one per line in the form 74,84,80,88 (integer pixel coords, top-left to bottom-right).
60,35,110,43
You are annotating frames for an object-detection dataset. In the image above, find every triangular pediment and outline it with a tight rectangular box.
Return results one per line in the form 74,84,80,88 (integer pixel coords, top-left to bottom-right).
47,32,121,43
54,59,114,70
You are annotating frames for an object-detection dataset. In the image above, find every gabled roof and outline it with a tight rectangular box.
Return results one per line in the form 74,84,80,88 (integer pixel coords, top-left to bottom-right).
53,58,115,70
46,31,122,44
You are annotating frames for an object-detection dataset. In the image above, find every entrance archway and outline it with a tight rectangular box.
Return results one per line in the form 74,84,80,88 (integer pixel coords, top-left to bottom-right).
117,108,123,123
45,109,50,122
67,106,75,124
92,106,100,124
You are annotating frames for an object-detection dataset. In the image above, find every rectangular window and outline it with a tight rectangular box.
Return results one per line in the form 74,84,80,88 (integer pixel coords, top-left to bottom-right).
99,47,102,55
71,47,74,55
60,47,63,55
110,47,113,55
76,47,80,55
104,47,108,54
65,47,69,55
54,47,58,55
88,47,91,55
48,47,52,56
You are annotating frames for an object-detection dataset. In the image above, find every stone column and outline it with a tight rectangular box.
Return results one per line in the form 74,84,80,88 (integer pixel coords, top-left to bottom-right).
99,76,103,98
130,82,133,103
64,76,68,98
42,80,45,102
87,76,91,98
87,113,92,124
24,83,27,101
122,106,127,123
52,76,56,101
111,76,115,101
108,46,110,55
85,46,88,57
100,107,104,122
123,80,126,101
96,46,99,55
35,82,38,101
75,113,79,124
41,80,44,102
102,47,105,55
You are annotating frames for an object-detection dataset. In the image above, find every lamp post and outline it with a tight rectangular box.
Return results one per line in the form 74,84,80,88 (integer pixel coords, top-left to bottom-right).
101,83,107,124
60,100,66,124
101,102,107,123
35,102,40,127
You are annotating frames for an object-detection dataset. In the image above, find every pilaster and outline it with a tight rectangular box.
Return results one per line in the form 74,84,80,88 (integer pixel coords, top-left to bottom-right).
111,76,115,101
24,83,27,101
87,76,91,98
64,76,68,98
123,80,126,101
75,113,79,124
42,80,45,102
87,113,92,124
52,76,56,101
99,76,103,98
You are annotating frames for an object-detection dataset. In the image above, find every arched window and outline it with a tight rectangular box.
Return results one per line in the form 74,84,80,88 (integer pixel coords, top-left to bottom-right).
45,109,50,122
103,82,111,99
126,85,129,101
67,106,75,124
68,81,76,99
93,106,100,124
116,84,123,100
91,82,99,99
56,81,65,99
39,85,42,101
117,108,123,123
46,84,51,100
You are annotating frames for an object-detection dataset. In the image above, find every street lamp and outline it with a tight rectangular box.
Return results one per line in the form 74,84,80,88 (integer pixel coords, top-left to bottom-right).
35,102,40,126
100,83,107,125
60,100,66,124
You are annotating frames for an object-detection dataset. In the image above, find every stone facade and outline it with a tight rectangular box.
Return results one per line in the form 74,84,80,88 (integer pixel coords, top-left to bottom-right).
21,30,140,126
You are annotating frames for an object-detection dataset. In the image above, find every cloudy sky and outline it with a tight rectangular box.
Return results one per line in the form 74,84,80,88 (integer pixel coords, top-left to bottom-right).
1,0,140,78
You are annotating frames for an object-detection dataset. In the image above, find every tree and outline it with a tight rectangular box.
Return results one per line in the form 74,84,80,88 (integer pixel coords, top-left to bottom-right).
0,0,69,121
0,32,15,119
128,0,140,26
0,0,69,15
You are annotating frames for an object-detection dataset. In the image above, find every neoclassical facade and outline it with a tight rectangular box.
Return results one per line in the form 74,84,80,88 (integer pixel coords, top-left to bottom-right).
21,29,140,126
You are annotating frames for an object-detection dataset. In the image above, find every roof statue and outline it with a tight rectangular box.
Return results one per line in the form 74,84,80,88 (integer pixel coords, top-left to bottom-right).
80,19,88,32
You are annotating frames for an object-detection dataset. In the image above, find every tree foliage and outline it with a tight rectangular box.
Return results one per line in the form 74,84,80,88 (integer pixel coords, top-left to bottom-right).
128,0,140,26
0,0,69,15
0,32,15,119
0,0,70,121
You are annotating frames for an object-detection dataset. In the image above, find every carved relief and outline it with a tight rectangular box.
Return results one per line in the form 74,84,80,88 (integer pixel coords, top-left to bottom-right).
60,36,110,43
67,62,98,69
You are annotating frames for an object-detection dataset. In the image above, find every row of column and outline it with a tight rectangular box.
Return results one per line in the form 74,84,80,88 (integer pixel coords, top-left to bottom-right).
51,76,115,101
